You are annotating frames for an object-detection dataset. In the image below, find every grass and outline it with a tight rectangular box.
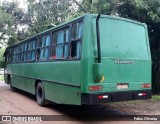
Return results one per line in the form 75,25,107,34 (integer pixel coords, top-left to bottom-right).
0,75,4,81
105,94,160,115
151,95,160,101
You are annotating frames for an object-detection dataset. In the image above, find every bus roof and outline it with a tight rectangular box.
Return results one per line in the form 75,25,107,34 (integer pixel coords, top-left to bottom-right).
7,14,146,48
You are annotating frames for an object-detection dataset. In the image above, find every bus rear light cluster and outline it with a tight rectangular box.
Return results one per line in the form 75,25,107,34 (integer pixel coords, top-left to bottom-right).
89,86,103,91
138,92,147,96
98,95,108,99
142,84,151,88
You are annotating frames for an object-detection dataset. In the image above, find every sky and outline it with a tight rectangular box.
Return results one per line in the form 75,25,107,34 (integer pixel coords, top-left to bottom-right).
0,0,82,11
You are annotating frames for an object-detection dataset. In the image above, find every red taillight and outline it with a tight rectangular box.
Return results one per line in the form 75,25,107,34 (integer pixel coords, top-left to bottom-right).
138,92,147,96
98,95,108,99
142,84,151,88
98,96,103,99
89,86,103,91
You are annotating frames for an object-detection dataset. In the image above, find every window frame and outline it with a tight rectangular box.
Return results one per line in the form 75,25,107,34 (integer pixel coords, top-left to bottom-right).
69,20,83,60
36,32,51,62
49,18,83,61
17,42,28,63
26,38,37,62
12,45,20,63
6,17,84,64
50,25,70,60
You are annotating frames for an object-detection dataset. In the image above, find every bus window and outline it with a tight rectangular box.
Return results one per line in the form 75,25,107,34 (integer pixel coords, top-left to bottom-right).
26,39,36,61
39,34,50,61
13,46,20,63
13,47,16,62
51,27,69,59
22,42,27,62
64,28,70,58
5,48,10,63
56,30,64,58
10,48,14,63
45,35,50,58
71,41,81,59
71,21,83,59
18,44,22,62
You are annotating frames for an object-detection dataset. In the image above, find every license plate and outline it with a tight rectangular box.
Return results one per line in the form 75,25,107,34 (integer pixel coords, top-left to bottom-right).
117,84,128,89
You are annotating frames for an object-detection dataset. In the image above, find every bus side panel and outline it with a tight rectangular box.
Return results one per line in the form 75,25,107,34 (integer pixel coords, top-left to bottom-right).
44,81,81,105
8,73,81,105
18,76,35,94
10,75,36,94
5,61,82,105
10,75,17,88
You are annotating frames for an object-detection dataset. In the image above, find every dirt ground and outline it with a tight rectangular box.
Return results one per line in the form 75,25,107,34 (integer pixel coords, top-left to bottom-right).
0,81,159,124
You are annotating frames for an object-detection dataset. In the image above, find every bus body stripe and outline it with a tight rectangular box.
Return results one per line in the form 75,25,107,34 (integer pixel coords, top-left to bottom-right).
5,73,80,88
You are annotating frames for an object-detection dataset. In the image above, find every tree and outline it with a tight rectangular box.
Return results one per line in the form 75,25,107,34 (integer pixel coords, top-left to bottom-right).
0,8,13,47
79,0,160,49
0,0,79,46
0,48,5,68
1,1,29,45
26,0,76,35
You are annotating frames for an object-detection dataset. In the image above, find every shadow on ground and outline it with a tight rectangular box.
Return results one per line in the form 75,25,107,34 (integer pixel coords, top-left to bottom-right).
10,87,129,121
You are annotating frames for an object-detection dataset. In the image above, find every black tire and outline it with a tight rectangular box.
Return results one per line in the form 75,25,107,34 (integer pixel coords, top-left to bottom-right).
36,82,45,106
8,76,15,91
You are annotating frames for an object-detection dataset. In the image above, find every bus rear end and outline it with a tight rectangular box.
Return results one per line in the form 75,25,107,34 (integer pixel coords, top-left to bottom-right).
81,14,151,105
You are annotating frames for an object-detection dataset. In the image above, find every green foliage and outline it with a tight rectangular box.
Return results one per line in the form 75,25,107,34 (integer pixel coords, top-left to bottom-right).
81,0,113,14
0,9,13,33
7,35,18,46
0,1,29,46
0,8,13,46
81,0,160,22
0,75,4,81
0,0,78,46
80,0,160,49
0,48,5,68
26,0,76,35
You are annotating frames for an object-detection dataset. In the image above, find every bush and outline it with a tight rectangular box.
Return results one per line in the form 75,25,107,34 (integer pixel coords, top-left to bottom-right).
0,48,6,68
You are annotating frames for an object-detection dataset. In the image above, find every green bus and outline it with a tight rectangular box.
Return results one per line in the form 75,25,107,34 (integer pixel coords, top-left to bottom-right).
4,14,151,106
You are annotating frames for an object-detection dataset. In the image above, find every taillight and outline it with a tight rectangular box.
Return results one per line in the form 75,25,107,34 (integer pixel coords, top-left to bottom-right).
138,92,147,96
98,95,108,99
142,84,151,88
89,86,103,91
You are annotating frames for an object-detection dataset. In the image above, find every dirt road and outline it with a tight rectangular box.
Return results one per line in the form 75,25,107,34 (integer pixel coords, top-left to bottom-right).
0,81,157,124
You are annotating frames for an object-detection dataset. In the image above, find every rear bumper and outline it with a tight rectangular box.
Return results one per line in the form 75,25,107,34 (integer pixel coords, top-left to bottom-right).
81,90,151,105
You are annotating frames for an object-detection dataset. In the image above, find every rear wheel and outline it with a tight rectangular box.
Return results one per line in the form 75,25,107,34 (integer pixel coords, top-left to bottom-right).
36,82,45,106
